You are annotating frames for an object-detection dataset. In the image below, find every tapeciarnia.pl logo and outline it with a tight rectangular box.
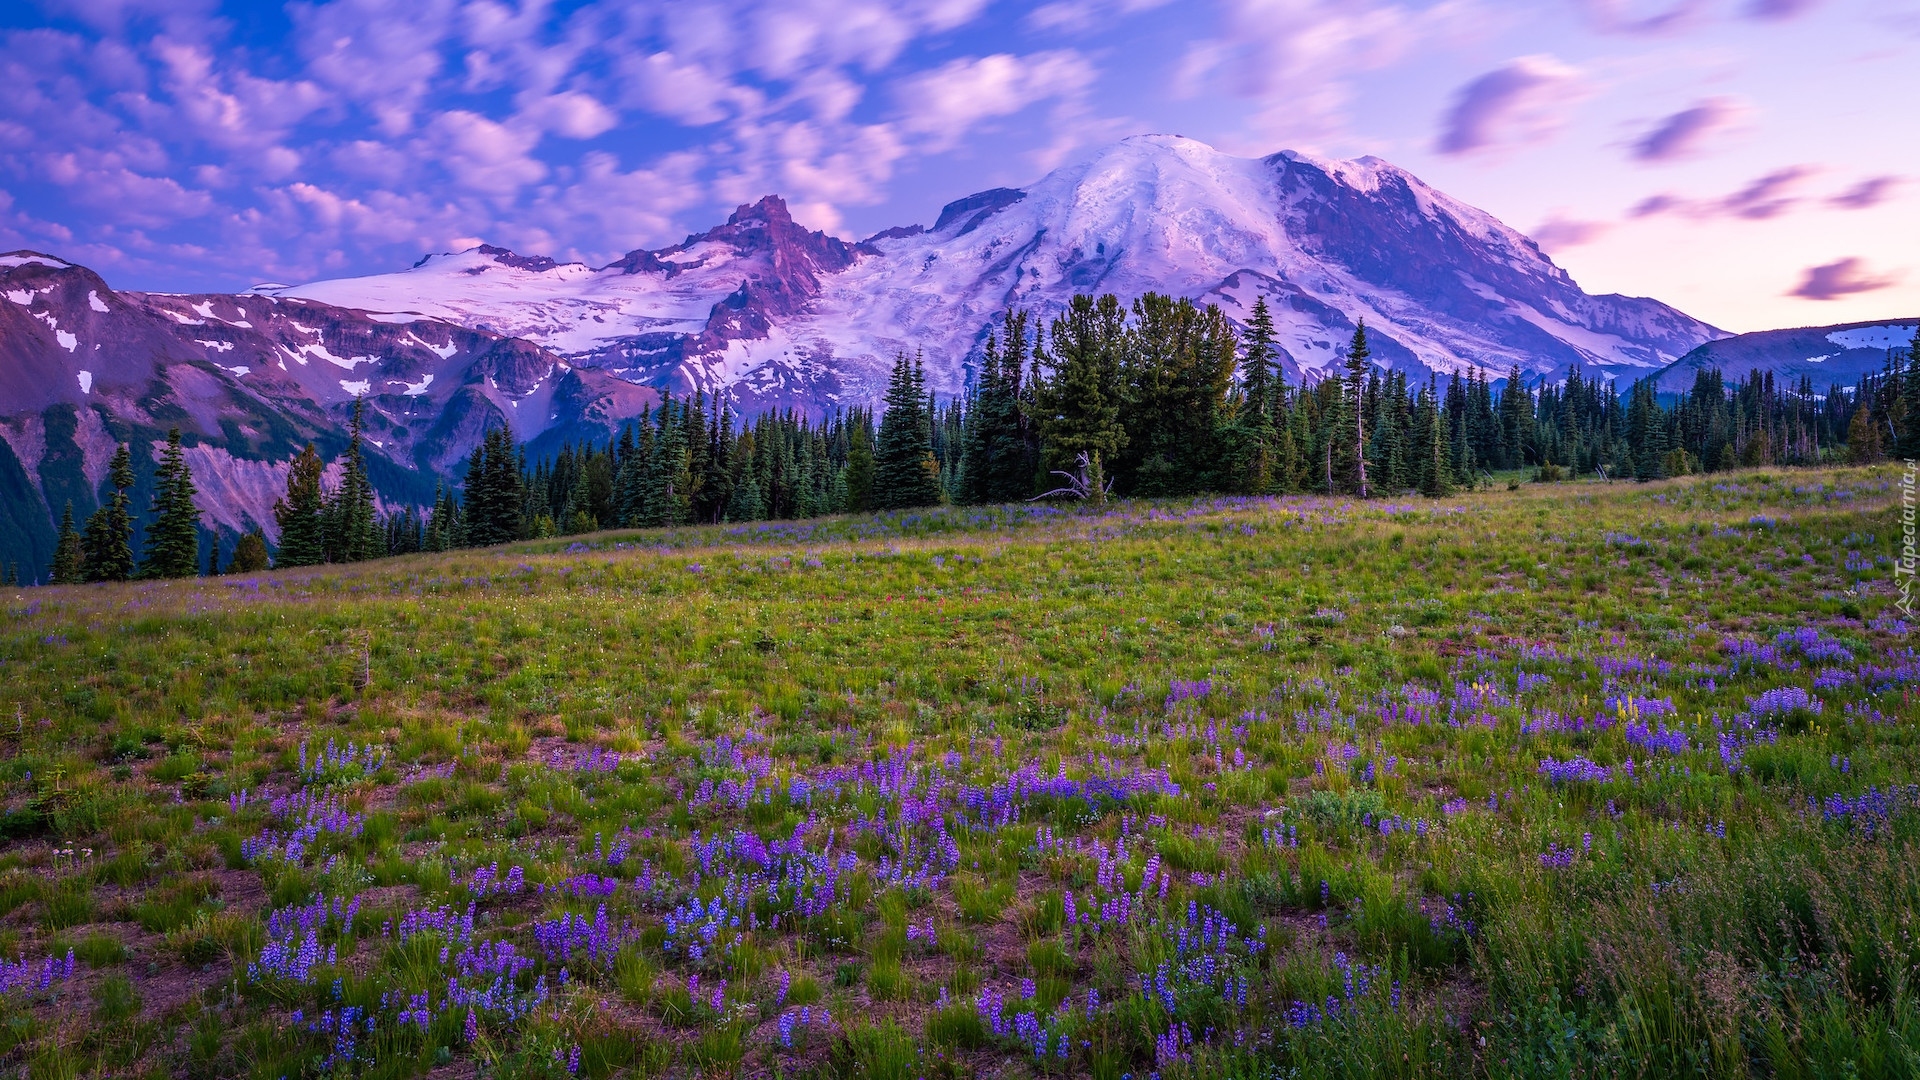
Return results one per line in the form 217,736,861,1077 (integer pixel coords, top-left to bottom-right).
1899,459,1916,618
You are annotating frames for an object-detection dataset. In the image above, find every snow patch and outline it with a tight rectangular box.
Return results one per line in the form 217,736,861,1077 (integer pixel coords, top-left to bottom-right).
226,366,251,377
77,370,92,394
165,309,206,325
340,379,371,395
366,311,428,324
56,329,76,352
1803,353,1832,364
191,301,217,320
1826,324,1918,351
198,339,236,352
401,373,434,396
408,332,457,358
0,254,69,270
4,289,34,305
295,341,377,369
88,290,109,313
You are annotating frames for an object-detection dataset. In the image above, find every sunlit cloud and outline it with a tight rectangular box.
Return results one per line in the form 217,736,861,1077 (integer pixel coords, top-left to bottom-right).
1787,256,1899,300
1631,96,1745,162
1437,55,1584,156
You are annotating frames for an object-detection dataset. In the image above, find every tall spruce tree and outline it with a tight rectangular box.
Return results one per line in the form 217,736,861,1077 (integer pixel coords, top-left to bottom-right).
843,420,875,512
141,428,201,578
82,445,136,582
274,443,327,567
1343,322,1372,497
50,502,83,584
327,398,383,561
873,354,942,510
1031,294,1127,503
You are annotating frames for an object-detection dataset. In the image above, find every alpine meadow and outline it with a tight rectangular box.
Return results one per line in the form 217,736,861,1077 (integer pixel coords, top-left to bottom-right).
3,2,1920,1078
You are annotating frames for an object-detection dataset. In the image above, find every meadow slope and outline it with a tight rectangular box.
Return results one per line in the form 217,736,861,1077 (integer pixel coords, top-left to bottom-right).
0,467,1914,1079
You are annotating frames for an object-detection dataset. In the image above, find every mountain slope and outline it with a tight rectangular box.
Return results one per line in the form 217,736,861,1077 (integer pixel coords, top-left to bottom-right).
1653,319,1919,394
0,251,657,576
262,136,1725,411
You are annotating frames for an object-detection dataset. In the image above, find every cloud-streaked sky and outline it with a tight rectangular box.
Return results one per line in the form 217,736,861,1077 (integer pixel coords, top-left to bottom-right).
1,0,1914,332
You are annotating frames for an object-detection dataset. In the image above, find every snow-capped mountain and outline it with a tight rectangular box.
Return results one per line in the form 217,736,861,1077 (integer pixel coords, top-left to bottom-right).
1654,319,1918,394
262,135,1725,412
0,251,656,574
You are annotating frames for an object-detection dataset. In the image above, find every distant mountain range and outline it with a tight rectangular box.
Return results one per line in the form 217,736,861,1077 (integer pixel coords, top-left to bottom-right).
11,132,1877,578
1654,319,1918,394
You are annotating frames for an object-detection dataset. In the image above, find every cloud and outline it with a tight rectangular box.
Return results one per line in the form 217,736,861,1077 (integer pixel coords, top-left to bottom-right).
1579,0,1704,34
1631,96,1745,162
1788,257,1900,300
1436,55,1583,156
423,110,546,195
518,92,618,140
290,0,458,135
615,51,759,126
894,51,1096,151
1631,166,1817,220
1720,166,1815,219
1829,176,1901,210
1026,0,1175,33
1746,0,1819,19
1531,215,1610,250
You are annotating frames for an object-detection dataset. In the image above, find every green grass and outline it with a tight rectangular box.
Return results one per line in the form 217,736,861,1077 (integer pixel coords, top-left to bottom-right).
0,465,1913,1078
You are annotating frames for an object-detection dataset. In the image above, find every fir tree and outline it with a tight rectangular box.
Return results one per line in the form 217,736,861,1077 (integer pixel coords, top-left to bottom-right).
843,420,875,512
328,398,383,561
274,443,327,567
1031,294,1127,503
1343,322,1372,497
50,501,84,584
726,430,765,521
230,531,270,572
140,428,201,578
82,445,136,582
873,354,942,510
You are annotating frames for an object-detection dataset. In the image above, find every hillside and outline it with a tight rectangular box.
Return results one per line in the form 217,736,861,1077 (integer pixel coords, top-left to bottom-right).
0,252,657,575
0,470,1911,1076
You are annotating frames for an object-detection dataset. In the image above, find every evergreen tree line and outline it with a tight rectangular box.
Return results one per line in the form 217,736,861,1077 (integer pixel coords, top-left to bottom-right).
45,426,242,585
33,298,1920,580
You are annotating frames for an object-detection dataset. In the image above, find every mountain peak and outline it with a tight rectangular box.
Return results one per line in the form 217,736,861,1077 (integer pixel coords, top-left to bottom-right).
257,133,1722,413
725,195,794,228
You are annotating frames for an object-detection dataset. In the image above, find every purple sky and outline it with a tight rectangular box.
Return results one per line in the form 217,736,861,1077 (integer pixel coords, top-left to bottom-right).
2,0,1915,332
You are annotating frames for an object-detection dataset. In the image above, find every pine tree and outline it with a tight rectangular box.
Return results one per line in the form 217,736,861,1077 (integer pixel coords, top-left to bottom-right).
230,530,270,572
465,426,525,546
1415,379,1453,498
140,428,201,578
1031,294,1128,503
843,420,875,512
50,502,84,584
274,444,327,567
873,354,942,510
328,399,383,561
83,445,136,582
1343,322,1371,497
726,430,765,521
